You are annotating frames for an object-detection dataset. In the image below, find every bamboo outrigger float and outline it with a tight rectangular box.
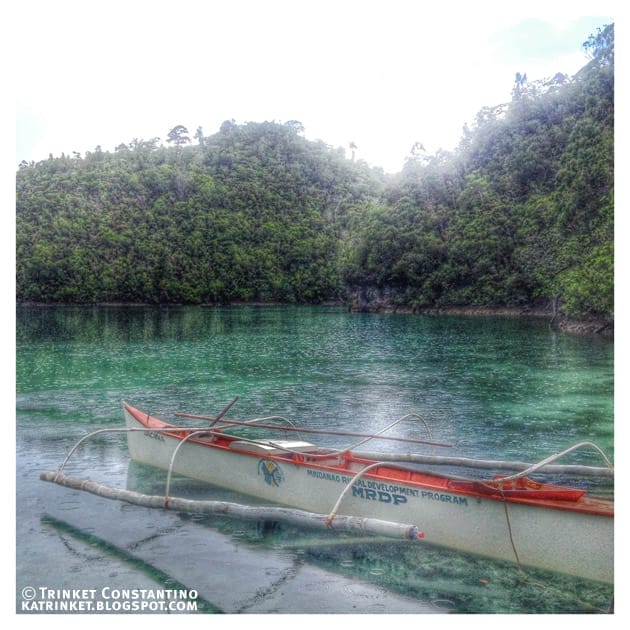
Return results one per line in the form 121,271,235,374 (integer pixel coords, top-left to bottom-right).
42,400,614,585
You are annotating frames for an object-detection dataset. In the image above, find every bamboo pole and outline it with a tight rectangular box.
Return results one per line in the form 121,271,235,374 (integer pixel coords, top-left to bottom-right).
352,451,614,478
40,471,424,541
175,412,452,448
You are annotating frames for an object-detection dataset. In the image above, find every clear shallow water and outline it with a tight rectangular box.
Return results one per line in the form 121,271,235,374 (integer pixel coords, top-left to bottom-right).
16,305,614,614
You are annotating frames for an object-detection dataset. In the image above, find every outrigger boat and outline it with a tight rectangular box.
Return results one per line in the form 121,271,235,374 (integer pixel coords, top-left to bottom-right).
120,401,614,584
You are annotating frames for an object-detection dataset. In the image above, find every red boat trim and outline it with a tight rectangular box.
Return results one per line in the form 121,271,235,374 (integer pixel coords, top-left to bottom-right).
123,403,614,518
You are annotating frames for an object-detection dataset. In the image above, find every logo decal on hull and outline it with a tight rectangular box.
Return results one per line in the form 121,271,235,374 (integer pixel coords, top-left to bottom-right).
258,459,284,487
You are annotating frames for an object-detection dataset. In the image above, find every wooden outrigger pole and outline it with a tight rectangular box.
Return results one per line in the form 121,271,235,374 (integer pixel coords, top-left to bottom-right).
174,412,453,448
40,471,424,541
352,450,614,478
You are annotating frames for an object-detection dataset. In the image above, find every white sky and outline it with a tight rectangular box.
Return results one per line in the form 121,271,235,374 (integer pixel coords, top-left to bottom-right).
13,0,617,173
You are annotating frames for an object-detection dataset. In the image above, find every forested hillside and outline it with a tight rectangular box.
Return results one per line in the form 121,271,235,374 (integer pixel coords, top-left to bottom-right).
343,24,613,321
16,24,613,322
16,121,383,304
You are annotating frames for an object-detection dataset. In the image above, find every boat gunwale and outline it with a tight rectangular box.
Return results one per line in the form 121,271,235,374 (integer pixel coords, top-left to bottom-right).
123,403,613,518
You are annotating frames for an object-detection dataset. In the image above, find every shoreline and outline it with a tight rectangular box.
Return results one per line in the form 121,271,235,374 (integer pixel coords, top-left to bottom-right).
16,301,613,337
348,303,613,337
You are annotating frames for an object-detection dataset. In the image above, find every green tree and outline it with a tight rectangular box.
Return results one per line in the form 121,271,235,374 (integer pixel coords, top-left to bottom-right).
166,125,191,152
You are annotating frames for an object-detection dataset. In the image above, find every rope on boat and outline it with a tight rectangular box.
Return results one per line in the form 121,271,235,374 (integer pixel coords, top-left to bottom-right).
499,492,523,573
39,471,424,541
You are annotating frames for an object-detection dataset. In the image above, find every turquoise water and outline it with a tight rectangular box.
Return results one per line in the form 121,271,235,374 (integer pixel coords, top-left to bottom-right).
16,306,614,613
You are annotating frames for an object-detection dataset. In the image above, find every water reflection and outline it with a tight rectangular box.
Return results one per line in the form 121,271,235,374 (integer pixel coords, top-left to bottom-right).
39,515,221,613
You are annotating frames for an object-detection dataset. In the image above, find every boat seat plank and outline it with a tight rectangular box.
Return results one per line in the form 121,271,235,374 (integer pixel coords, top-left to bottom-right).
229,440,317,455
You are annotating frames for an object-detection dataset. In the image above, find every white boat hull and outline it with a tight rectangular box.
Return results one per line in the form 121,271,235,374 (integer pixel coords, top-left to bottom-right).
124,407,613,584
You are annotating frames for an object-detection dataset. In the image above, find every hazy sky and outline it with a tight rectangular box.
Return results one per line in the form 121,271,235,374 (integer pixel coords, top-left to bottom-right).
14,0,616,173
